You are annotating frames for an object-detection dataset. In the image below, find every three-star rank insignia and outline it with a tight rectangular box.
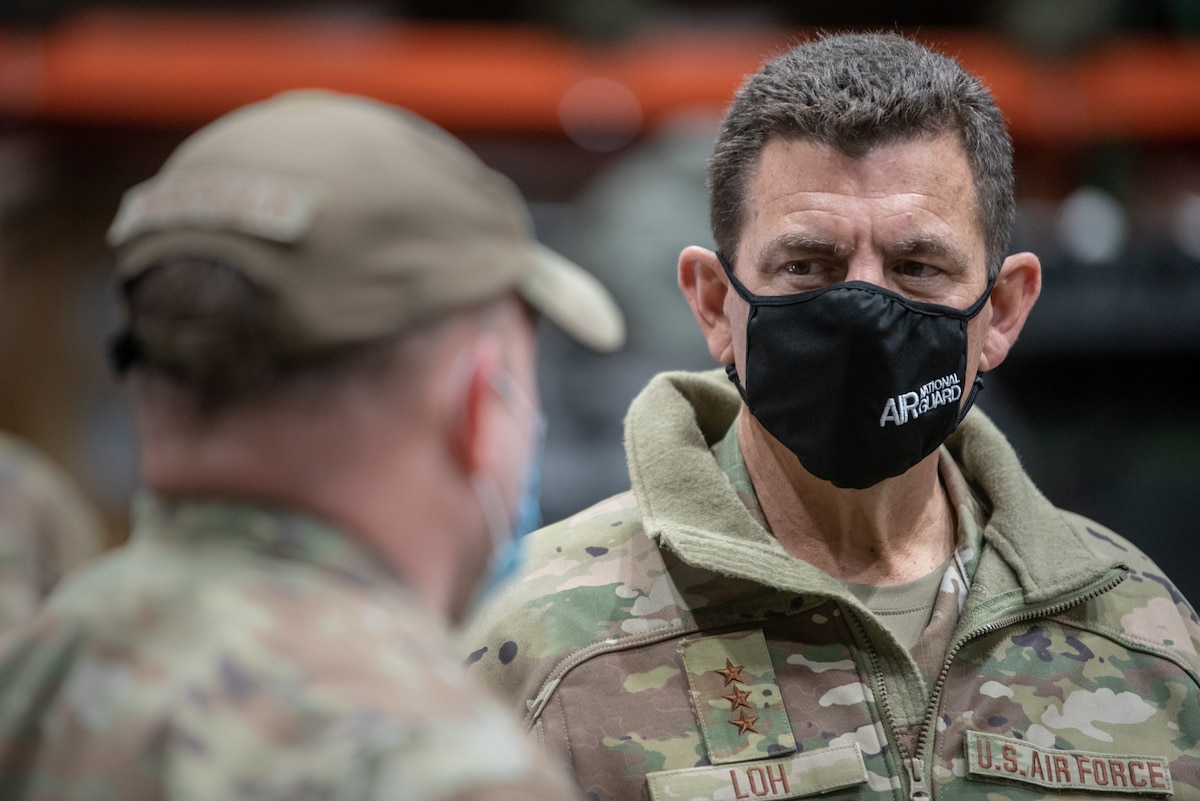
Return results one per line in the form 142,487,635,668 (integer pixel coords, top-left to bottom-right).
679,630,797,765
714,661,759,734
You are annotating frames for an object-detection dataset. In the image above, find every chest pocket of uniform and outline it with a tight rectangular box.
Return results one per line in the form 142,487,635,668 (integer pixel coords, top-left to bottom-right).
647,630,869,801
678,629,796,764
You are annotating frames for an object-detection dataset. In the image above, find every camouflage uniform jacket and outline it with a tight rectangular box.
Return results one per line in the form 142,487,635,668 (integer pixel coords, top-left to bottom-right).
0,494,580,801
463,369,1200,801
0,430,106,633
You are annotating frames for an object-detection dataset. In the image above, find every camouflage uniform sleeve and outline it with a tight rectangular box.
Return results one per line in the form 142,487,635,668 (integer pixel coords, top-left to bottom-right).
366,721,585,801
0,433,107,632
1067,510,1200,671
460,577,550,722
0,517,585,801
460,491,668,770
158,692,586,801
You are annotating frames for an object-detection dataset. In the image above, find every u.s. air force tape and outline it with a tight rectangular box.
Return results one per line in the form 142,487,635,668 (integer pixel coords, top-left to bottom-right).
966,732,1172,796
646,743,868,801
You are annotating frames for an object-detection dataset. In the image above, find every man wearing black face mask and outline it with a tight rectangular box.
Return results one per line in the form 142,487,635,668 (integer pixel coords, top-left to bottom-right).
463,32,1200,801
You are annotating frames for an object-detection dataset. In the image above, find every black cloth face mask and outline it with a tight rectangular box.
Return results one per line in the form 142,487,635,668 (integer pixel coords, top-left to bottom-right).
718,252,996,489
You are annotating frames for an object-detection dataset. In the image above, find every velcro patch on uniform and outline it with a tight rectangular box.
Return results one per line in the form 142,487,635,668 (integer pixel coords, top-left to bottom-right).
966,732,1173,796
646,743,867,801
107,169,321,246
679,630,795,765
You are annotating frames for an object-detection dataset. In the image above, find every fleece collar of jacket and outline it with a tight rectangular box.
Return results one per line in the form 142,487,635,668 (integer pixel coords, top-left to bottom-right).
623,368,1116,606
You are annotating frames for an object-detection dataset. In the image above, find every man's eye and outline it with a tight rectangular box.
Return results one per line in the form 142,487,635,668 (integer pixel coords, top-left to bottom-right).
896,260,933,277
783,261,816,275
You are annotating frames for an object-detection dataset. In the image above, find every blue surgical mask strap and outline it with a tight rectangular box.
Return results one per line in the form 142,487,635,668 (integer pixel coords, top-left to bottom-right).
469,365,547,605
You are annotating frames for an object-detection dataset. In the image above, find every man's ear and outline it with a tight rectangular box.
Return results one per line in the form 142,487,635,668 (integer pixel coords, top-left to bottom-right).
979,251,1042,372
678,245,735,364
447,336,503,475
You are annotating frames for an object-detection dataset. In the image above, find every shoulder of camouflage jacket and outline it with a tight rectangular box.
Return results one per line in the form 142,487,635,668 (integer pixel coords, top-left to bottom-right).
0,532,571,800
0,432,106,556
461,490,807,719
0,431,106,631
1058,508,1200,677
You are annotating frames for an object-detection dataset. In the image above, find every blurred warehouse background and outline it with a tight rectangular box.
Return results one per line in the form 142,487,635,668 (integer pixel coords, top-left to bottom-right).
1,0,1198,600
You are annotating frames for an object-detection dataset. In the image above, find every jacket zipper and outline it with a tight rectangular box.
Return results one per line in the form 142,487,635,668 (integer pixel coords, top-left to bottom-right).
852,567,1128,801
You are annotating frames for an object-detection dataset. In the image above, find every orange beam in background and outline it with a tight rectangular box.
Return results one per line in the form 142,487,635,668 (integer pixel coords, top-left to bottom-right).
1,8,1199,142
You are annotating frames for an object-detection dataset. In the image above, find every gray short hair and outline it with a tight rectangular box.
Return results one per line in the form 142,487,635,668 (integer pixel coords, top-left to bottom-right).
708,31,1014,276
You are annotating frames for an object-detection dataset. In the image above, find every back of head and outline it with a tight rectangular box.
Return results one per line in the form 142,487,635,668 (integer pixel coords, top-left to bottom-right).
115,254,403,417
108,90,625,418
708,31,1014,273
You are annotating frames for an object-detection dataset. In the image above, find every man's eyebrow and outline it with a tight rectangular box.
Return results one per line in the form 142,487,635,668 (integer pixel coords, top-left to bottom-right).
749,233,973,270
893,236,972,268
756,233,851,264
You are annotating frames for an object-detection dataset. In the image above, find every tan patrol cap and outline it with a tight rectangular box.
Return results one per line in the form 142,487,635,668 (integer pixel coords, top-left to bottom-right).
107,89,626,353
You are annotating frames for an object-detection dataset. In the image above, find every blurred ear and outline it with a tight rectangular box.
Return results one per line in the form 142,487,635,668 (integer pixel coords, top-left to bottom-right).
979,252,1042,372
447,336,503,474
678,245,734,364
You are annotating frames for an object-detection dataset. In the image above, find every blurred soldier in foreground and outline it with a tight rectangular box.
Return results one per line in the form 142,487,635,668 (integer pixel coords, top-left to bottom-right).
0,89,623,800
463,32,1200,801
0,431,105,632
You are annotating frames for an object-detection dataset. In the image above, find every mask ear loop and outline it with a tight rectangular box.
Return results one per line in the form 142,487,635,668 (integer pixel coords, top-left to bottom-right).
488,363,547,541
468,370,548,609
715,252,755,404
453,342,548,607
448,345,518,557
956,268,1002,424
725,363,751,405
716,250,757,303
466,471,525,613
956,377,985,424
470,473,514,562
